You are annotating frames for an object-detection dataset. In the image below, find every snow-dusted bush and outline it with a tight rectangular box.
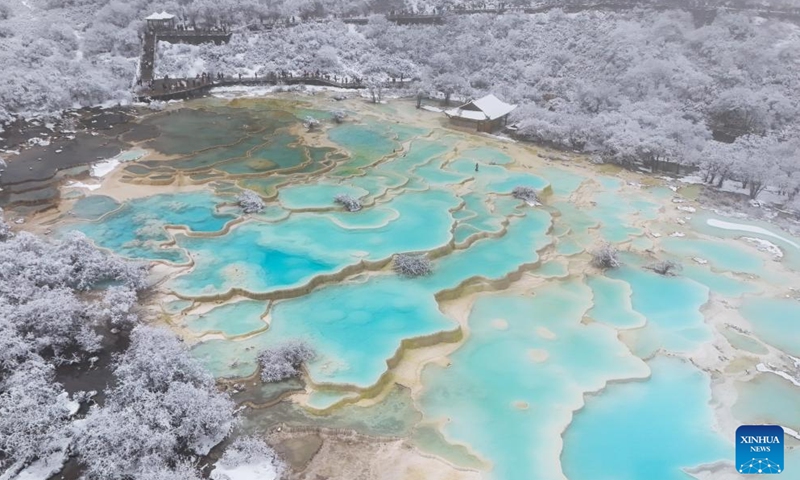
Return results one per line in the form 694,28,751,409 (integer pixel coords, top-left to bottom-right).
393,253,433,277
211,437,283,480
334,193,362,212
332,110,348,123
647,260,682,276
512,186,540,205
258,340,316,383
591,244,621,269
237,189,265,214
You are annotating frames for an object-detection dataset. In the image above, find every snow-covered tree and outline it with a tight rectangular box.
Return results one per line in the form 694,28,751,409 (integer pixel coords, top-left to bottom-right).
75,326,235,479
511,186,540,205
647,260,682,276
393,253,433,277
237,189,265,214
0,359,72,472
305,115,321,131
95,285,140,329
334,193,362,212
591,244,621,270
258,340,316,383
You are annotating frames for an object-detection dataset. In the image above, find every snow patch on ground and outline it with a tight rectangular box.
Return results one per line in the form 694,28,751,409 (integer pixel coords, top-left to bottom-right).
91,159,120,178
66,180,101,191
421,105,443,113
678,174,703,185
90,149,145,178
706,219,800,249
756,363,800,387
27,137,50,147
57,391,80,416
211,84,355,99
483,132,517,143
210,462,279,480
784,426,800,441
742,237,783,259
680,175,790,208
2,437,70,480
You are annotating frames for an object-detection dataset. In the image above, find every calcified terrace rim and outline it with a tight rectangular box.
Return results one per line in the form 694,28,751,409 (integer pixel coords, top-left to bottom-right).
214,229,556,412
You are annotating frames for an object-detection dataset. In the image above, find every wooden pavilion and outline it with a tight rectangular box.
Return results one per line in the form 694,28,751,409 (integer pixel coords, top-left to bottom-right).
444,94,517,133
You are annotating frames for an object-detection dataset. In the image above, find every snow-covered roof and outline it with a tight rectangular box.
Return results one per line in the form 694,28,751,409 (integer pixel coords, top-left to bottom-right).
445,109,486,121
146,11,175,20
445,94,517,121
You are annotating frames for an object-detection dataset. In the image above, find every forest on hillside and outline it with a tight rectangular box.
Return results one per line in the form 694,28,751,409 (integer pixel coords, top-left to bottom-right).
157,9,800,206
1,1,799,208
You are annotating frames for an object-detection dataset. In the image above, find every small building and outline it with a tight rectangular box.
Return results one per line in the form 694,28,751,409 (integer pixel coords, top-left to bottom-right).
444,94,517,133
146,11,176,31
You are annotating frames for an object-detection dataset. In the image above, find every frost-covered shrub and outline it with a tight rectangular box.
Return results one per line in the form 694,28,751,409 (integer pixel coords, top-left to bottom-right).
211,437,283,480
258,340,316,383
512,186,540,205
647,260,682,276
393,253,433,277
237,189,265,214
591,244,621,269
334,193,362,212
332,110,348,123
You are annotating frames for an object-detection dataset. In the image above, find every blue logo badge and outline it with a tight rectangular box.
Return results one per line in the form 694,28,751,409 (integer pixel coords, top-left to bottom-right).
736,425,784,474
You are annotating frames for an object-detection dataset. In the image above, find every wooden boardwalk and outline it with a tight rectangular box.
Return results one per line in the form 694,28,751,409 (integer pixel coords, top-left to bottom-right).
136,75,412,102
139,28,232,83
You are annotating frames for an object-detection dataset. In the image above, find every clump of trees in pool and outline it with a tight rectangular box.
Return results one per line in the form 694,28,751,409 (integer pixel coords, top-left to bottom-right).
591,244,621,269
512,186,540,205
258,340,316,383
647,260,683,276
304,116,321,131
394,253,433,277
237,189,265,213
334,193,362,212
332,110,348,123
